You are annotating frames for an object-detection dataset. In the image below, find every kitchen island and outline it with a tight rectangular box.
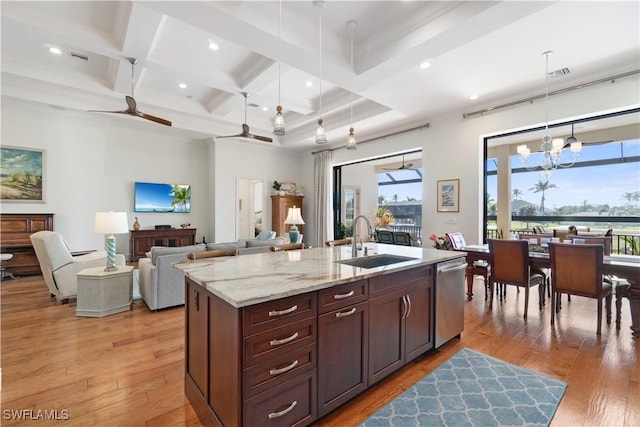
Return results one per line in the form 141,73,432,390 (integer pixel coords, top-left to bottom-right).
175,244,465,427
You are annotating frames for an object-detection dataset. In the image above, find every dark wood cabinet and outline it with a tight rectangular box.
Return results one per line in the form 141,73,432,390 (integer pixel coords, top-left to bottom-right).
0,213,54,276
368,266,433,386
318,300,368,416
186,281,208,399
129,228,196,261
185,264,436,426
271,195,304,238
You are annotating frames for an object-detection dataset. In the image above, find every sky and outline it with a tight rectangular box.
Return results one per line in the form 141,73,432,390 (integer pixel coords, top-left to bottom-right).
377,140,640,208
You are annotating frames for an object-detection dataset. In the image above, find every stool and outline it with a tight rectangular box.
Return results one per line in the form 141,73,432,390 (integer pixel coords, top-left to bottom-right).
1,254,17,280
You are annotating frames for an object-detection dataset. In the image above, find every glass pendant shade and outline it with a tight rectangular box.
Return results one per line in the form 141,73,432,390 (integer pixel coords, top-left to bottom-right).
273,105,285,135
346,127,356,150
315,119,327,144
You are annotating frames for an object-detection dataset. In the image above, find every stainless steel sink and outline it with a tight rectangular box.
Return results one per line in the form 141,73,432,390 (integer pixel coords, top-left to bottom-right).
336,254,418,269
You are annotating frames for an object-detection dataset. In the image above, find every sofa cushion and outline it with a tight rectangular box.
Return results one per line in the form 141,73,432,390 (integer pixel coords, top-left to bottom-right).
246,237,285,248
150,243,206,265
207,241,248,251
255,230,276,240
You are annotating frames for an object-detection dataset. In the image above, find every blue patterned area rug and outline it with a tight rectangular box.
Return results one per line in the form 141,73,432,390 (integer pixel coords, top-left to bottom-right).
360,348,567,427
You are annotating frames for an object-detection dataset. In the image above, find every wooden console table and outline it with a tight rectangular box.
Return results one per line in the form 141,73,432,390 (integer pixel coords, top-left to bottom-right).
129,228,197,261
0,213,54,276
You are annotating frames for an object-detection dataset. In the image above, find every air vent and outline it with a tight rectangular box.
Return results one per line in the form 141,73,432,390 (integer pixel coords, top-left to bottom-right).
247,102,260,108
69,51,89,62
549,67,570,78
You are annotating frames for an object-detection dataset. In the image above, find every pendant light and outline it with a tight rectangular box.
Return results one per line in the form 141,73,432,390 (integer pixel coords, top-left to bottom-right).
315,1,327,144
515,51,582,177
346,20,357,151
273,0,285,136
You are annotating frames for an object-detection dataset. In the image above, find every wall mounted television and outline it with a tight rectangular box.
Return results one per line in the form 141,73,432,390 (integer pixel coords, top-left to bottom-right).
134,182,191,213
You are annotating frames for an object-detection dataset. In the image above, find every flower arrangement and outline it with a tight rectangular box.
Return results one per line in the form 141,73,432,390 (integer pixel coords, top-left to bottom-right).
429,233,452,250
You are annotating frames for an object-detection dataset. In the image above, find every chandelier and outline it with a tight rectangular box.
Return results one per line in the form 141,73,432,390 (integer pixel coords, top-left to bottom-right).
516,51,582,178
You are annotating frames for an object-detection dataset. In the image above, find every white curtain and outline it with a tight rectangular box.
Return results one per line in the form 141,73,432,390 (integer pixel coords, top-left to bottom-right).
313,150,332,247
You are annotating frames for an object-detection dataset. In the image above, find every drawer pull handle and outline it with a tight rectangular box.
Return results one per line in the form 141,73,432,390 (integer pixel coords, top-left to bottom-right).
269,359,299,376
270,332,299,347
268,400,297,419
335,307,357,318
405,295,412,318
333,290,354,300
269,304,298,317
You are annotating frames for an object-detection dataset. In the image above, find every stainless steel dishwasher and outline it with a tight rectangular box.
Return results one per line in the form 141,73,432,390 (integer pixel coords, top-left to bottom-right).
435,258,467,348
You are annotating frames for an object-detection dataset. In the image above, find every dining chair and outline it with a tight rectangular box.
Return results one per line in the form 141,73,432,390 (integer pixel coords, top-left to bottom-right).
325,238,352,247
548,243,612,335
376,230,394,244
566,235,612,255
447,232,491,300
553,229,577,242
488,239,546,319
270,243,304,252
187,249,238,260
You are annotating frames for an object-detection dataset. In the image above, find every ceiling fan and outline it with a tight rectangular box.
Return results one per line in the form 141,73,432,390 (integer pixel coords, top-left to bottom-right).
383,155,416,171
88,57,172,126
216,92,273,143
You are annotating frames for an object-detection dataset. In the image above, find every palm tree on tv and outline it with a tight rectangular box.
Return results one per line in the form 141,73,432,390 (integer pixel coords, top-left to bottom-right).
529,180,558,214
170,185,191,212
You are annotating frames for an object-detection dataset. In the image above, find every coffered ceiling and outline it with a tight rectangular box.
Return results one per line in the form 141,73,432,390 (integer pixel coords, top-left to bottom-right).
2,1,638,151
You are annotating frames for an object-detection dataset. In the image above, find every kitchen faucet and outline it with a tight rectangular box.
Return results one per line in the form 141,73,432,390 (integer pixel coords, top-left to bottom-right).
351,215,373,257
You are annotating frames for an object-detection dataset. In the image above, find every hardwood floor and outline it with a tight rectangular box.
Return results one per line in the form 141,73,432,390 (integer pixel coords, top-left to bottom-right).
1,275,638,426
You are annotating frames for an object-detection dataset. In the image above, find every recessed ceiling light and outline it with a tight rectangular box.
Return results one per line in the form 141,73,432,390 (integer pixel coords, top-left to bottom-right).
48,47,62,55
262,106,268,111
469,94,479,100
178,83,187,89
305,81,313,87
208,41,219,51
419,62,431,70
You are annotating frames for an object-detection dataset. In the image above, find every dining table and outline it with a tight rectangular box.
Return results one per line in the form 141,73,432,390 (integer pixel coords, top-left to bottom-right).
457,244,640,338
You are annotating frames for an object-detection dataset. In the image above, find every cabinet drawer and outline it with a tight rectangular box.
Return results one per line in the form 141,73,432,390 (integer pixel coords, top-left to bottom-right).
318,280,368,314
243,293,317,336
244,318,316,367
244,369,316,427
244,343,316,398
369,265,433,297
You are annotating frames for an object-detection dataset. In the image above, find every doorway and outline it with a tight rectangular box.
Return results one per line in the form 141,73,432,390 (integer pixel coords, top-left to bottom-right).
237,178,263,240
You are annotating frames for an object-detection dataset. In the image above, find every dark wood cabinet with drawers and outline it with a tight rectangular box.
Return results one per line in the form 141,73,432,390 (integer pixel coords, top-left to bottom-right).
185,264,435,426
129,228,196,261
0,213,54,276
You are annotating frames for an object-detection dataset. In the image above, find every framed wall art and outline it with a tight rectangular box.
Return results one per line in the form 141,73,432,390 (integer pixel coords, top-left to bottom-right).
0,146,45,202
437,179,459,212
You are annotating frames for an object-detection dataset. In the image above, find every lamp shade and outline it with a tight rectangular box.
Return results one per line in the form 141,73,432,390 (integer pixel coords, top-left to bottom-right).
284,207,305,225
94,212,129,235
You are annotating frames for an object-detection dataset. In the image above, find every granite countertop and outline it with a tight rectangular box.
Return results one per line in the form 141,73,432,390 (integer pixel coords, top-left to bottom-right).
173,243,465,308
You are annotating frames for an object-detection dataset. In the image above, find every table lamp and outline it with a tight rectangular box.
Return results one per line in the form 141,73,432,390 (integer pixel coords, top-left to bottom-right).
284,206,305,244
94,212,129,271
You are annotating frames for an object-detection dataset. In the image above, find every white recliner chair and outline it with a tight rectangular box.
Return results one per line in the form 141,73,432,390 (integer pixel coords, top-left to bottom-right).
30,231,126,303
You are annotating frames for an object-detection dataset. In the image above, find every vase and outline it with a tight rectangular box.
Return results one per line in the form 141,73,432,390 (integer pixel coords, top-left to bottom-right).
133,217,140,231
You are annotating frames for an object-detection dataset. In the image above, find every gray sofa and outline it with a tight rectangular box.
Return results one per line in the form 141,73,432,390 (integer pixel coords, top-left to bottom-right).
138,237,284,311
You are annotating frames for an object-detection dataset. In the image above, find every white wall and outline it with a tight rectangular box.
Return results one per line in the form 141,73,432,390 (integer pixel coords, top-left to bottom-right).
301,75,639,248
1,100,308,256
2,74,637,255
212,138,305,243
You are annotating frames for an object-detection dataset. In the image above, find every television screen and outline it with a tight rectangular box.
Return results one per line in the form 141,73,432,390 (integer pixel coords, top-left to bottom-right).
134,182,191,213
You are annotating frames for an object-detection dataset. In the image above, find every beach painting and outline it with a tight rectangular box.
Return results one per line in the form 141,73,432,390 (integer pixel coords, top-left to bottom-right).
1,146,45,202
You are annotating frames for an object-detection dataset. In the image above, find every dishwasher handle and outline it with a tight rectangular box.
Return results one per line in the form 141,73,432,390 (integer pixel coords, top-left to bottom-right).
438,263,468,275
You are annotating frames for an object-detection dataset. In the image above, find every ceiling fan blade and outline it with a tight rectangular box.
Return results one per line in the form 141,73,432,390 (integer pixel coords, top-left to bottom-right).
87,108,130,114
137,112,172,126
216,123,272,143
125,95,137,111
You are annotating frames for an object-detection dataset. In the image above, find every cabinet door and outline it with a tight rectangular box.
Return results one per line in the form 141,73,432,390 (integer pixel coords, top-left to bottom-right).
317,301,368,416
404,281,433,362
186,282,208,398
368,289,405,385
